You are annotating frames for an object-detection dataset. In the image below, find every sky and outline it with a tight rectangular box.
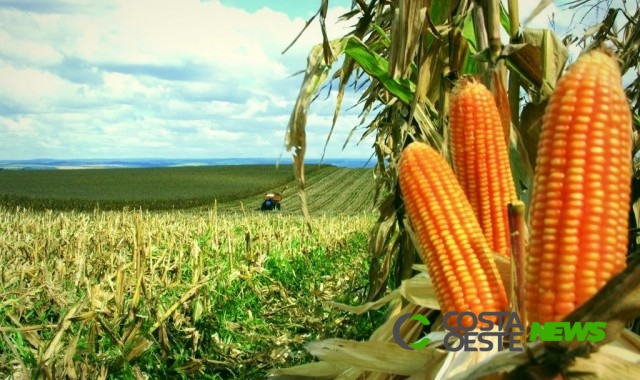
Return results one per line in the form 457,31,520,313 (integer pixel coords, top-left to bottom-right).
0,0,634,160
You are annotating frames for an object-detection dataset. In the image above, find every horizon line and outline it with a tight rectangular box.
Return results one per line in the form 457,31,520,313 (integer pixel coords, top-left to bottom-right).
0,156,375,162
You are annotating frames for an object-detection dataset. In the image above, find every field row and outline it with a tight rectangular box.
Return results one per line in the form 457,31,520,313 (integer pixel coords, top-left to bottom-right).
217,166,377,215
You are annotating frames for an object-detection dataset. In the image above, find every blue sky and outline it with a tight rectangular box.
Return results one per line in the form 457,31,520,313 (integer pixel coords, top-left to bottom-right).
0,0,367,160
216,0,353,18
0,0,632,160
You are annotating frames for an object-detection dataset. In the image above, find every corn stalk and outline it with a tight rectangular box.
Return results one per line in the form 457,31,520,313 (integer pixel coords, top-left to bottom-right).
283,0,640,300
276,0,640,378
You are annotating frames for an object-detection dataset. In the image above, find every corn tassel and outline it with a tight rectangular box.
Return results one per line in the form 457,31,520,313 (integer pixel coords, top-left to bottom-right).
524,48,633,324
449,77,518,258
399,142,508,330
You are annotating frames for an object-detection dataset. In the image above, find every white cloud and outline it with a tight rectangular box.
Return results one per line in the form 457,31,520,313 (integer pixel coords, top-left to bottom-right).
0,64,74,109
5,0,629,161
0,0,369,160
2,115,37,136
197,126,245,141
0,31,64,66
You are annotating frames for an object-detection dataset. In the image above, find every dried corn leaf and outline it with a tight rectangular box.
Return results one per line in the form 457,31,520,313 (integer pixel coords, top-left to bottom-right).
330,289,401,314
320,59,356,163
398,272,440,310
522,0,554,26
269,361,347,379
124,337,153,362
437,349,504,380
368,302,428,344
447,340,640,380
305,338,447,376
174,359,204,376
412,264,428,273
515,103,545,183
285,38,348,229
503,28,568,102
39,300,85,366
491,66,512,148
415,35,443,105
366,194,398,302
617,329,640,352
319,0,377,163
404,364,446,380
388,0,428,80
412,101,443,150
596,344,640,364
508,201,527,321
446,347,530,380
332,270,440,314
568,349,640,380
337,370,397,380
148,281,205,334
395,229,422,289
493,253,511,296
63,327,81,380
3,314,45,349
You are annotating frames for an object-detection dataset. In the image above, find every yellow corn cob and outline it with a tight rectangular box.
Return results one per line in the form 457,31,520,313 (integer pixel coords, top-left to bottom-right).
449,77,518,258
398,142,508,330
524,48,633,324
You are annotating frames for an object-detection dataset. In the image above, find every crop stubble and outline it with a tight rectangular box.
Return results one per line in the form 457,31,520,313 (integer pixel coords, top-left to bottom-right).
0,206,381,379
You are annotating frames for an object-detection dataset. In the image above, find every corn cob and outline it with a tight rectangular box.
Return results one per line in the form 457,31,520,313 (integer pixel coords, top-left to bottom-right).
399,142,508,330
449,77,518,258
524,48,633,324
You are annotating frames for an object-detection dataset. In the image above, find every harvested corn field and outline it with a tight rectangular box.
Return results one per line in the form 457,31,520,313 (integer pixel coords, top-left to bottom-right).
3,0,640,379
0,207,384,379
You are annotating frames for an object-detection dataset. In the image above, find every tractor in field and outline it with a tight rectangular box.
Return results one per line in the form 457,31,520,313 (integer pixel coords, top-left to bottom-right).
260,192,282,211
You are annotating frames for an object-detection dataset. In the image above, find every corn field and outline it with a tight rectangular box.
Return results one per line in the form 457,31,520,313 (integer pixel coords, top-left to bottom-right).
0,207,382,379
3,0,640,379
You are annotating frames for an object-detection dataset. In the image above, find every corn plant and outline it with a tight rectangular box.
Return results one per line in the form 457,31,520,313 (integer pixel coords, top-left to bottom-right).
274,0,640,378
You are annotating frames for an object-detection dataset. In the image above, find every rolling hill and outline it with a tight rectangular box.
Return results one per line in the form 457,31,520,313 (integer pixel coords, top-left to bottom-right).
0,164,378,215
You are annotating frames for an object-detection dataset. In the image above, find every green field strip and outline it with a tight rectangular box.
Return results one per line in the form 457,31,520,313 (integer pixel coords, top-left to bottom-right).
280,169,354,213
281,169,375,215
211,165,345,213
325,170,375,214
0,164,334,211
213,167,376,216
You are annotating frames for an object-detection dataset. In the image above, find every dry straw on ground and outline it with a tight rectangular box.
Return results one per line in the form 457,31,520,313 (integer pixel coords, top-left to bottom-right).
0,207,378,379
